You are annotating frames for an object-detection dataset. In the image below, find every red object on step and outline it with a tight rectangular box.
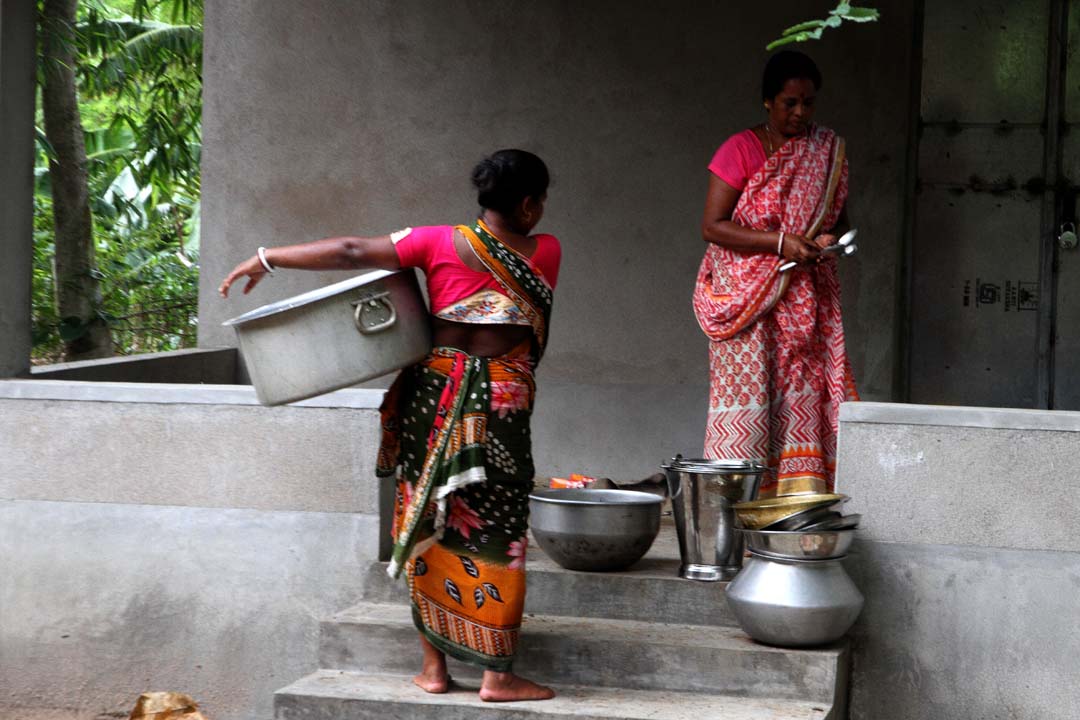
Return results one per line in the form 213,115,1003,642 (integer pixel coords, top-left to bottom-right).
549,473,598,489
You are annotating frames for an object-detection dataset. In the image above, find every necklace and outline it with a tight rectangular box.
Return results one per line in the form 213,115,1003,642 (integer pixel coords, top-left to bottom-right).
763,123,778,155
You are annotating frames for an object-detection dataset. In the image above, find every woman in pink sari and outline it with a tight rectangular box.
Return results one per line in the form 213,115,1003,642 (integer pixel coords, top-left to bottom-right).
694,51,858,497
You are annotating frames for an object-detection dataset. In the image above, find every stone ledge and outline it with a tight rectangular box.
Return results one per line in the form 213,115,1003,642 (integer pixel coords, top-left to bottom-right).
838,419,1080,553
0,378,384,409
0,393,383,514
839,401,1080,432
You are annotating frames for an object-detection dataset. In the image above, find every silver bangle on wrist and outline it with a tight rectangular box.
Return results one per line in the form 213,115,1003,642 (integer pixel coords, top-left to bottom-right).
257,246,276,275
777,231,786,256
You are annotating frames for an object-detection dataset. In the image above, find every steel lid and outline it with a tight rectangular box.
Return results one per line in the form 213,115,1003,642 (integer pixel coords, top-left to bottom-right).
222,269,399,327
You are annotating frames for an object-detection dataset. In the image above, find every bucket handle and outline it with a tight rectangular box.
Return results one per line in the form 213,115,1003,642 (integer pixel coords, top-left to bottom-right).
351,291,397,334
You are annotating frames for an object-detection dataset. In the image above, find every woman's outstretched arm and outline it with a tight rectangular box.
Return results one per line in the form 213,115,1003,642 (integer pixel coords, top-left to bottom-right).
701,175,820,265
218,234,400,297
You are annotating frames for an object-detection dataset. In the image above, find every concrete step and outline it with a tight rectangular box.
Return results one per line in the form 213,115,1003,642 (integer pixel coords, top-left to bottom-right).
275,670,837,720
318,602,847,703
361,522,740,627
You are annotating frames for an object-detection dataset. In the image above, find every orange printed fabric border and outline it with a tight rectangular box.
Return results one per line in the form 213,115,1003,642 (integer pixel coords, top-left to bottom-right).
407,540,525,671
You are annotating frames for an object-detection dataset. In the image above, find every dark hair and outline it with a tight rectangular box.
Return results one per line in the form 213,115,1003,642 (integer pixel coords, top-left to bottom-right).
471,149,549,215
762,50,822,101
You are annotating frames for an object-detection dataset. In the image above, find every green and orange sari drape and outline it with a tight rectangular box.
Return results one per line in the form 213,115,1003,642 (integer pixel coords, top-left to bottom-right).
693,125,858,497
377,219,552,671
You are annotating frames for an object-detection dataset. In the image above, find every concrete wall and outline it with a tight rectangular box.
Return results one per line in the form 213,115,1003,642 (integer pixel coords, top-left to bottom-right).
0,380,389,720
0,0,37,378
198,0,918,480
836,402,1080,720
30,347,238,384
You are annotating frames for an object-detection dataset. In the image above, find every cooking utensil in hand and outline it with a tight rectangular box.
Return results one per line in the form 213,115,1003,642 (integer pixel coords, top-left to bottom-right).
779,228,858,273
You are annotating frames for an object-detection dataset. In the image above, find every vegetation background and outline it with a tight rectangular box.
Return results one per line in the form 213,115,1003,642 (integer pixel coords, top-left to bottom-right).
34,0,202,362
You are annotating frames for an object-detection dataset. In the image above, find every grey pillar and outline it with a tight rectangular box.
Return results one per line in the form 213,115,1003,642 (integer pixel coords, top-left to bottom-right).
0,0,36,377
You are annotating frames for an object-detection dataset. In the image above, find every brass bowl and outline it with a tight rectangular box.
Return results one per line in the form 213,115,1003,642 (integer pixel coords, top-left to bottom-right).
733,493,847,530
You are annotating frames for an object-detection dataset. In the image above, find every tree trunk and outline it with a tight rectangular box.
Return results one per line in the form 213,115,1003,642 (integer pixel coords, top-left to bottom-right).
40,0,113,360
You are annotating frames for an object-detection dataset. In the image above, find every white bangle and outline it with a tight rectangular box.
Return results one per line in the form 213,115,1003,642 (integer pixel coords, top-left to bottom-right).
257,246,276,274
777,232,786,256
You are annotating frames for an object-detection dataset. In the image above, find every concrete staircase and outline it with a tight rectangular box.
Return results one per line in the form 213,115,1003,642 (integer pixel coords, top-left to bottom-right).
274,524,850,719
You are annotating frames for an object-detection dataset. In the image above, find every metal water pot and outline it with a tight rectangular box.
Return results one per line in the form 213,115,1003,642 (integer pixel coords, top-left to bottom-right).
725,553,864,647
662,457,766,581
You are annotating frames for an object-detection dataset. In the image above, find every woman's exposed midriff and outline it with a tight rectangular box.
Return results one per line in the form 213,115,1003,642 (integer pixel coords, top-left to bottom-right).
431,317,534,358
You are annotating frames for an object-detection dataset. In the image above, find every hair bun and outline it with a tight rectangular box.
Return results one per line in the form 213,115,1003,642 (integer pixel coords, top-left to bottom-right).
470,149,550,216
471,158,499,194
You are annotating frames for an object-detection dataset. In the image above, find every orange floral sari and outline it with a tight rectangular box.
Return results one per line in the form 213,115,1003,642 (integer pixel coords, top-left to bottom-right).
378,220,552,670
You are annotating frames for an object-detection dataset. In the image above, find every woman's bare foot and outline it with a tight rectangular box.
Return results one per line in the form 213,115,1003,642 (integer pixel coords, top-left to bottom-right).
479,670,555,702
413,668,451,694
413,634,451,694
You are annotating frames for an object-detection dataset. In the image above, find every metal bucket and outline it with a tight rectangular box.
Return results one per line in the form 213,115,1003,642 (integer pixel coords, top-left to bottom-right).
223,269,431,405
662,457,766,581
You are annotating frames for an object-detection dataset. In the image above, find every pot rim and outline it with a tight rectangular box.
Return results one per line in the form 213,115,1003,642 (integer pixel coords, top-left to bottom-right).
733,493,847,511
529,489,663,506
662,456,768,474
746,550,847,564
222,268,400,326
739,527,856,537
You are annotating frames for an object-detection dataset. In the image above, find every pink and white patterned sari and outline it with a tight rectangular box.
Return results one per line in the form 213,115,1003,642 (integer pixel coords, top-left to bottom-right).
693,125,858,496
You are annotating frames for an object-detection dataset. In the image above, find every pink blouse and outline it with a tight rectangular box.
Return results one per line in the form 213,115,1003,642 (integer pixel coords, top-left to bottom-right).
392,225,561,320
708,129,767,191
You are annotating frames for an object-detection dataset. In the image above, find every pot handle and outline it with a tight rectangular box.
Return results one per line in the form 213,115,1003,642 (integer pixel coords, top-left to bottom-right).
351,292,397,334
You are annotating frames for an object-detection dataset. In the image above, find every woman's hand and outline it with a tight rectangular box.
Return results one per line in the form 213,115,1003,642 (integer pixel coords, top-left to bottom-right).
814,233,837,249
219,256,268,298
780,233,821,265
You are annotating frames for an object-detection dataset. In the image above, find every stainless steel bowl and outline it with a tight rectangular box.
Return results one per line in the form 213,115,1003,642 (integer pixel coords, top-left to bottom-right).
760,497,851,531
799,513,862,532
733,493,846,530
739,528,856,560
529,489,663,572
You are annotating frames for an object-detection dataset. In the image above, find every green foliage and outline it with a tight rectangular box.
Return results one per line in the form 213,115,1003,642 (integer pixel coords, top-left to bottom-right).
32,194,199,363
33,0,202,361
766,2,879,51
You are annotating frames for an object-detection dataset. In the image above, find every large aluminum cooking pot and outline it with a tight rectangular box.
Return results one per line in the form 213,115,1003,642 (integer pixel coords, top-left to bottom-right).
223,269,431,405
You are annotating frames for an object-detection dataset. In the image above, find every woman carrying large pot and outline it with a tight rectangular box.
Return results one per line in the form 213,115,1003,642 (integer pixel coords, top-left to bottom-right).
219,149,558,702
695,51,858,498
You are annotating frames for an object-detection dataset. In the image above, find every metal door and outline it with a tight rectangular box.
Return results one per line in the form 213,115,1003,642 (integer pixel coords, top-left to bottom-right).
1054,4,1080,407
909,0,1080,408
